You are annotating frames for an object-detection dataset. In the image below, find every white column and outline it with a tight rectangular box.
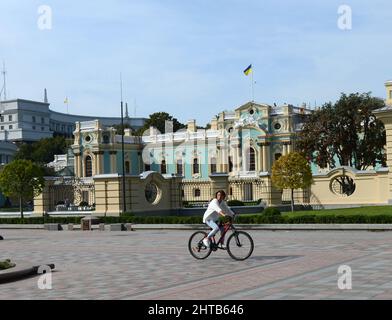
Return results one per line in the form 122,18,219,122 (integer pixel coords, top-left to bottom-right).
262,144,267,172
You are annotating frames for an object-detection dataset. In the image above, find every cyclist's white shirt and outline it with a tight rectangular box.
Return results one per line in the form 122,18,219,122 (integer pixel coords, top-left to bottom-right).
203,199,235,223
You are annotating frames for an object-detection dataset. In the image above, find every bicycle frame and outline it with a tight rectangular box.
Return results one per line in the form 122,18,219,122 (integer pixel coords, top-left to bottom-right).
210,220,237,250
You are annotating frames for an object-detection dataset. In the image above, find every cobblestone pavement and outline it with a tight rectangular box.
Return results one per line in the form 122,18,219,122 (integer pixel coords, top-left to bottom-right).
1,229,392,299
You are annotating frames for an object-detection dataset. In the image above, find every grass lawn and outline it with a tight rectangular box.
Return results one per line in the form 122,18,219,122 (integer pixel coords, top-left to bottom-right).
243,206,392,217
284,206,392,217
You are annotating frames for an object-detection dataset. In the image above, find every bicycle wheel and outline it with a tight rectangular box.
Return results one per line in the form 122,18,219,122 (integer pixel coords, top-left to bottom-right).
227,231,254,261
188,231,212,260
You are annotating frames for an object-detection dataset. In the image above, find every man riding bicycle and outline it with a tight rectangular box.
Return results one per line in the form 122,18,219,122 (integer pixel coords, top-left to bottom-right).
202,190,235,249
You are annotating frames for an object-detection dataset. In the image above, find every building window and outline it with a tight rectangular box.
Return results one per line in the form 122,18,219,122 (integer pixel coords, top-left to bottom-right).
194,188,201,197
160,159,167,174
229,156,234,172
193,158,199,174
247,147,256,171
41,117,44,124
0,116,3,122
210,157,217,174
229,187,233,196
125,161,130,174
32,126,36,130
8,125,13,130
8,115,12,122
244,183,253,201
0,126,3,130
85,155,92,177
32,116,36,123
41,127,44,131
275,153,282,161
102,135,110,144
176,159,183,175
145,163,151,171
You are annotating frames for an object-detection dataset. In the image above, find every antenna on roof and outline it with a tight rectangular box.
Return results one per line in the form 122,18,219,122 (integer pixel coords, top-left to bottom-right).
0,61,7,101
125,102,129,118
44,88,48,103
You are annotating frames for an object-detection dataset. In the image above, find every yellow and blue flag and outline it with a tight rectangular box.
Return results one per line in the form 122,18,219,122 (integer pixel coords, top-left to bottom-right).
243,64,252,76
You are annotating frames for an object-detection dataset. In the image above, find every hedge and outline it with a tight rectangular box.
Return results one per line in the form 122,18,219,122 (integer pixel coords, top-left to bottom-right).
2,214,392,224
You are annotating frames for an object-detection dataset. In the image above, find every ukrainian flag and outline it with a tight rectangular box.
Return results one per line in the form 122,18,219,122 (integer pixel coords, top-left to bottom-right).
243,64,252,76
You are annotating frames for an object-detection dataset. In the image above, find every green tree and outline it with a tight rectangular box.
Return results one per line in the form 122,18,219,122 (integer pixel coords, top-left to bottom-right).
136,112,185,135
271,152,313,212
0,160,45,219
297,92,386,170
112,123,132,135
15,136,68,165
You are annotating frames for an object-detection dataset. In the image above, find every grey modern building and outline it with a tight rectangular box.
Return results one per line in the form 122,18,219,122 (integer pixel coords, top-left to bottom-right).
0,141,17,165
0,98,146,143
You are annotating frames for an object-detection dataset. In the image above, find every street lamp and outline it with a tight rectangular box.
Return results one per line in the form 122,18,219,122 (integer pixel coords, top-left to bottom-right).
120,76,126,214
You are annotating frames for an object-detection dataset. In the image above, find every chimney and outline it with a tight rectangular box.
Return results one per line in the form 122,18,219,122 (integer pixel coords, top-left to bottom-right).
187,119,196,132
385,81,392,105
210,118,218,130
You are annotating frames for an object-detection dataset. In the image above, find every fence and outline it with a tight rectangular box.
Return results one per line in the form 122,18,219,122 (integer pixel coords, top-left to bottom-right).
48,177,95,212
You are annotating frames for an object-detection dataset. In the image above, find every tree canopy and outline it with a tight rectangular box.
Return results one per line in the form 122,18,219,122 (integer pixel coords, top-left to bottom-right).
271,152,313,211
136,112,185,135
15,136,69,165
296,92,386,170
0,160,45,218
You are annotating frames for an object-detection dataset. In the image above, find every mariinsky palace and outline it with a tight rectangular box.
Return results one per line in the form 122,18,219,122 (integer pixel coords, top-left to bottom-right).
34,81,392,216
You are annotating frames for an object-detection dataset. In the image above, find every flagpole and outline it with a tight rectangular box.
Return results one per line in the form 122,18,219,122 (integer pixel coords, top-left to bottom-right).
251,67,254,102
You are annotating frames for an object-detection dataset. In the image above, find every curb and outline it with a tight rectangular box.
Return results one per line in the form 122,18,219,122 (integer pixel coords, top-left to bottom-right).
0,263,55,284
1,224,392,231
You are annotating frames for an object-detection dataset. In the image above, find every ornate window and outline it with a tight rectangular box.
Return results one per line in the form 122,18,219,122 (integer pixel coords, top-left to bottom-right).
85,155,92,177
193,158,199,174
160,159,167,174
330,175,356,197
145,182,160,204
210,157,217,174
229,156,234,172
194,188,201,197
176,159,183,175
247,147,256,171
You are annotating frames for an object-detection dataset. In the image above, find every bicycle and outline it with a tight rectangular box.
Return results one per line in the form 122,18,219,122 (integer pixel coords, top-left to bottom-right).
188,215,254,261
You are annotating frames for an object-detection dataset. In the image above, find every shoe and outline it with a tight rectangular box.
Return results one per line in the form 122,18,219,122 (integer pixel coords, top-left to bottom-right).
202,238,210,248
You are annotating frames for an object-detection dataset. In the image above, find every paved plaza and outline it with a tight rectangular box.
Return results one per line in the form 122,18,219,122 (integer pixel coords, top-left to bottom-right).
1,228,392,299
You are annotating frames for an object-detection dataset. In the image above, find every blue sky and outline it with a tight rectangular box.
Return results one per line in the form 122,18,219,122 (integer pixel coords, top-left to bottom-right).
0,0,391,125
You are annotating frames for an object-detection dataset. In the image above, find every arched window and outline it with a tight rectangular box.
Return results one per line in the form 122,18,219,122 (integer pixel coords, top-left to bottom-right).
193,158,199,174
229,156,234,172
85,155,92,177
247,147,256,171
210,157,217,174
176,159,183,175
194,188,201,197
161,159,167,174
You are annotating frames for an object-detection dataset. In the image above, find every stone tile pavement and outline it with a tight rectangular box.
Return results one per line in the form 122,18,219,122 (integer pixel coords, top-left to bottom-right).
0,229,392,299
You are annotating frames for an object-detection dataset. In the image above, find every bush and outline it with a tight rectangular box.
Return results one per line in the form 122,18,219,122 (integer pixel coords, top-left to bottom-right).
263,207,281,216
2,213,392,224
227,200,245,206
